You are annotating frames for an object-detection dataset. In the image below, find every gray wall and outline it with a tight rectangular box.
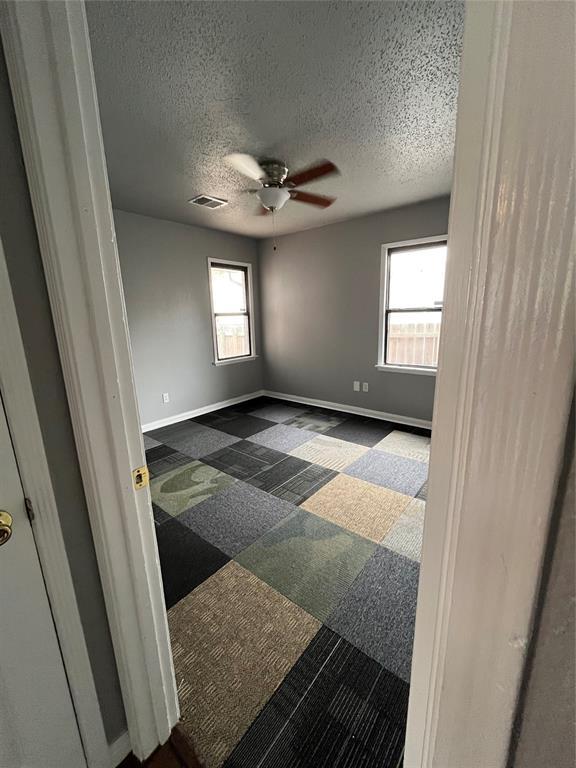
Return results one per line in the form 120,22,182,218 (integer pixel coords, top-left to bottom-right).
114,210,264,427
259,198,450,422
0,46,126,743
510,404,575,768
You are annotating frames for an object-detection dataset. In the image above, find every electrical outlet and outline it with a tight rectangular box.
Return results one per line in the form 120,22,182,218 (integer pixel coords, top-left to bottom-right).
353,381,360,392
162,392,170,404
362,382,369,392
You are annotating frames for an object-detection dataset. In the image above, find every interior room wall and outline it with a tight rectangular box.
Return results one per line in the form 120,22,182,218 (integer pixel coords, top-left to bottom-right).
258,197,450,423
0,46,126,744
114,209,264,428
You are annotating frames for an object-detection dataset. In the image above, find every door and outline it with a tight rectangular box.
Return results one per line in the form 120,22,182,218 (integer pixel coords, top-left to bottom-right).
0,395,86,768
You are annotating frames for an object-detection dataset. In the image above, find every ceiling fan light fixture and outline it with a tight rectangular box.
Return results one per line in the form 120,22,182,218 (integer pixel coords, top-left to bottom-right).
257,186,291,211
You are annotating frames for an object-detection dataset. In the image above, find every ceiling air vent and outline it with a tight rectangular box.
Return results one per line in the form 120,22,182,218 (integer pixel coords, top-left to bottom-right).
188,194,228,209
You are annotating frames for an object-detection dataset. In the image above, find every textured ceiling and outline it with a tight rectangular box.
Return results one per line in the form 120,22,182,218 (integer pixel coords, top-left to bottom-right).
87,1,464,238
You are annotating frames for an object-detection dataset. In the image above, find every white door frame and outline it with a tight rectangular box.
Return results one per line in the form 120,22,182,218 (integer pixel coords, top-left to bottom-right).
0,1,178,762
406,1,574,766
1,1,573,766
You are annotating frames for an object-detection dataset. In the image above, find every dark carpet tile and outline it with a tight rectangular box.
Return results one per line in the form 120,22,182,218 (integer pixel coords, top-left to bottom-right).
271,463,338,505
152,502,171,527
406,425,432,438
247,455,311,493
229,439,287,464
229,396,275,413
224,626,409,768
198,413,276,439
324,417,397,447
193,409,244,428
147,448,194,479
416,480,428,501
146,443,176,463
155,519,229,609
202,441,287,480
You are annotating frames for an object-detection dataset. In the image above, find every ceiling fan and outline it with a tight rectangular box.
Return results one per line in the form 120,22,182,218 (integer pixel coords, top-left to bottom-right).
225,153,339,214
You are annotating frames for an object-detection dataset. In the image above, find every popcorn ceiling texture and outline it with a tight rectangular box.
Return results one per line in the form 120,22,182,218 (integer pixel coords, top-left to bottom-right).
86,0,464,238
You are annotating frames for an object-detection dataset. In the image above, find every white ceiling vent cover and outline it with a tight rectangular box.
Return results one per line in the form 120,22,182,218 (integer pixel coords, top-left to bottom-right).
188,194,228,209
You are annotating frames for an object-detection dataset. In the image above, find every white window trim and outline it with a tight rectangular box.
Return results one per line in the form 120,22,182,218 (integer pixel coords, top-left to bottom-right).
377,234,448,374
207,257,257,365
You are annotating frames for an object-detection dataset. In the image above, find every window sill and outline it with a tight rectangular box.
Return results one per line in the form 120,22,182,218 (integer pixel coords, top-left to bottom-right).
375,363,436,377
213,355,259,367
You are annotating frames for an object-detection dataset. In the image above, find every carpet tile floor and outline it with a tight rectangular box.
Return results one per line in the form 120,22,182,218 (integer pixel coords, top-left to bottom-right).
289,433,369,471
345,449,429,497
235,509,376,622
147,397,430,767
301,473,413,543
151,459,236,516
149,420,241,459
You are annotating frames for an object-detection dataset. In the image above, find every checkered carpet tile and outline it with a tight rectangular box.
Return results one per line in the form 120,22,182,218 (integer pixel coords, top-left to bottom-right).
146,397,430,767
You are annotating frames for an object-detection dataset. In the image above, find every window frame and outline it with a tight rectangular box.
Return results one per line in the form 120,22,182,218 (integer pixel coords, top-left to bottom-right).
207,257,256,365
377,235,448,375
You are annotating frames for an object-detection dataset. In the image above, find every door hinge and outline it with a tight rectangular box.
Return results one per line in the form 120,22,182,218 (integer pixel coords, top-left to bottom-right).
24,497,35,522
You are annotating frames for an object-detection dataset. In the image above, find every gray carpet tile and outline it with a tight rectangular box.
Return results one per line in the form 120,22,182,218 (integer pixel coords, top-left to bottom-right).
284,411,346,433
248,403,308,423
177,481,297,557
326,547,420,682
148,420,240,458
143,434,161,450
224,626,409,768
249,423,316,452
202,441,287,480
270,464,338,505
417,480,428,501
246,455,311,493
345,449,428,496
324,417,396,447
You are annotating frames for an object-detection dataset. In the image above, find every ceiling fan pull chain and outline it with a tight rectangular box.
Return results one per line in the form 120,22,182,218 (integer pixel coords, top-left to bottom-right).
272,211,278,252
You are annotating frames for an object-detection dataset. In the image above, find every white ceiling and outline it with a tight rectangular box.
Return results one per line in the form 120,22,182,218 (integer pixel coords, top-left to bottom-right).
87,1,464,239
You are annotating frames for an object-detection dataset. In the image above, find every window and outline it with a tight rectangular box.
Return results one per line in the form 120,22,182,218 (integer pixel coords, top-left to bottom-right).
208,259,254,363
378,238,447,371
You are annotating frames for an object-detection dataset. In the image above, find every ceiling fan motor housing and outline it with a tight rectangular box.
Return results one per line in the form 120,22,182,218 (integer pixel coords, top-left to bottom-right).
259,158,289,186
258,186,291,211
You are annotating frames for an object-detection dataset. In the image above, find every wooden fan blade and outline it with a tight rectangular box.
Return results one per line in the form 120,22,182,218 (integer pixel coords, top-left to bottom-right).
285,160,339,187
290,190,335,208
258,205,270,215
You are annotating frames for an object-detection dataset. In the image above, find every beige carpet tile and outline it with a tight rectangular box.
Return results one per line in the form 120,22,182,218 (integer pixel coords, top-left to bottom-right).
301,474,413,542
373,430,431,462
151,460,235,517
168,561,320,768
380,498,425,562
289,434,369,471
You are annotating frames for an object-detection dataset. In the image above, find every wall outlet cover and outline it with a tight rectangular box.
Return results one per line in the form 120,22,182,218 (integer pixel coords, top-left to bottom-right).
362,382,369,392
162,392,170,404
353,381,360,392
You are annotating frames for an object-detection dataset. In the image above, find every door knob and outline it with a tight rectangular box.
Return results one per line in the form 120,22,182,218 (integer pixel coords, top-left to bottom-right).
0,511,13,546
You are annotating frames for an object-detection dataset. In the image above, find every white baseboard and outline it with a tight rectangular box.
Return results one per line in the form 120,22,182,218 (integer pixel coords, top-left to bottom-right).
108,731,131,767
263,390,432,430
141,390,265,432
